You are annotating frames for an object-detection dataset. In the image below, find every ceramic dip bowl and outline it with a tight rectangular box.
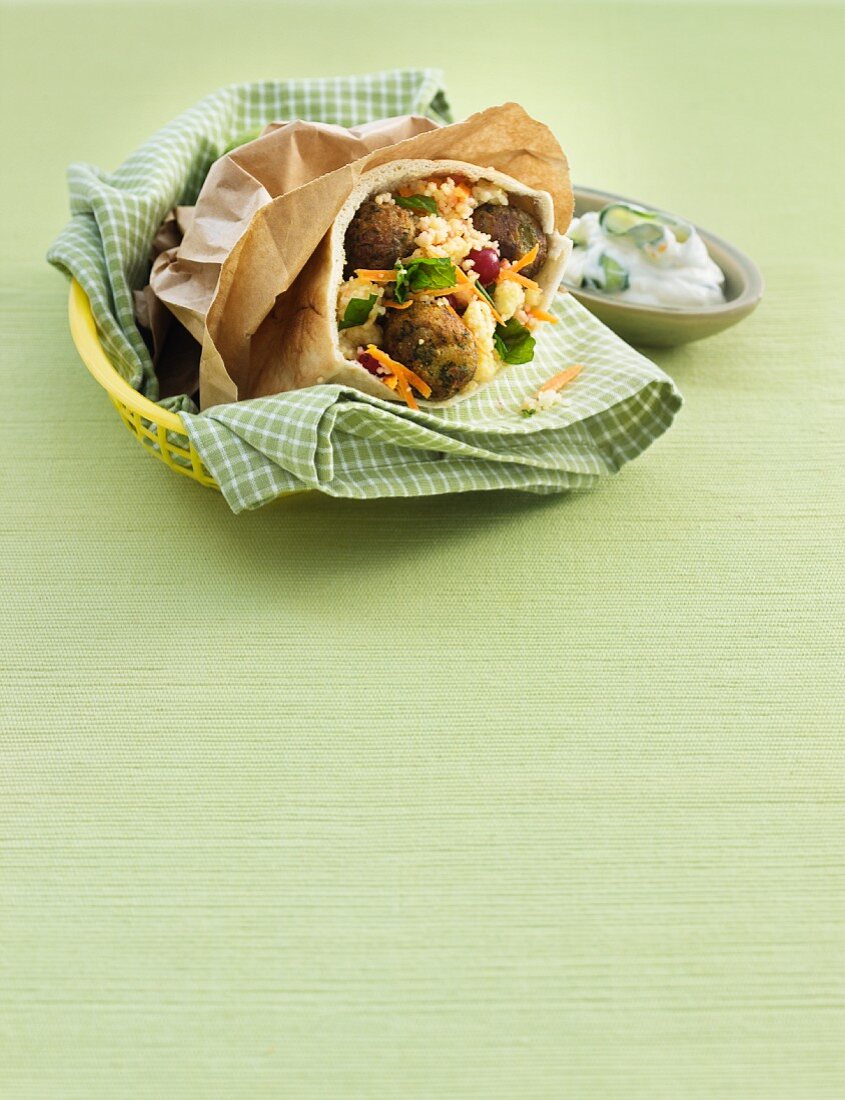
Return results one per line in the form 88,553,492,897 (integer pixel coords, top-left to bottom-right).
563,187,764,347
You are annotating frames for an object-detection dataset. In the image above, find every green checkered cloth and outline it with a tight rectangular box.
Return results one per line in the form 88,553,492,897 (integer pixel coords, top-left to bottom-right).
184,295,680,509
48,70,681,511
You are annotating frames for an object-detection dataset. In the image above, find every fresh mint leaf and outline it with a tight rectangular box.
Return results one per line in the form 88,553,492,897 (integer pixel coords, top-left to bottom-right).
493,318,536,365
394,257,456,303
394,194,438,215
338,294,378,330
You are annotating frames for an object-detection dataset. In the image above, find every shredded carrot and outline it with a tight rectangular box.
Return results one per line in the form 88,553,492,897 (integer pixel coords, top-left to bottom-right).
393,370,416,409
538,364,583,393
528,308,559,325
411,285,456,299
510,243,539,274
354,269,397,282
365,344,408,376
444,301,462,322
392,362,432,400
384,299,414,310
365,345,433,409
455,268,504,324
499,268,540,291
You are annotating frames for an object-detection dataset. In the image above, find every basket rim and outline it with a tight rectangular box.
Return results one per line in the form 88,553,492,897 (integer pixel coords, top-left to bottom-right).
68,279,186,434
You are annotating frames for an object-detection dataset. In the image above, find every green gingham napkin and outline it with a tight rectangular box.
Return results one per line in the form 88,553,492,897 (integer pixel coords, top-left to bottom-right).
48,70,681,511
185,296,680,509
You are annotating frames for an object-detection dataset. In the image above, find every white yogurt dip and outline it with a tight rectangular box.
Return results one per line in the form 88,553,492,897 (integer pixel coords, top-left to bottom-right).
565,203,726,308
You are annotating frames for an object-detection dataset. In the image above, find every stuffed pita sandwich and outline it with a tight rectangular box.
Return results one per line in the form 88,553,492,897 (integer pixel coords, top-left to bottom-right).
321,159,571,407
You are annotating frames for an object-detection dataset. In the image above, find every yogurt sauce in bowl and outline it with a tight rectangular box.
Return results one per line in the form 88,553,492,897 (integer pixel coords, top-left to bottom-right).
559,187,763,347
565,202,725,309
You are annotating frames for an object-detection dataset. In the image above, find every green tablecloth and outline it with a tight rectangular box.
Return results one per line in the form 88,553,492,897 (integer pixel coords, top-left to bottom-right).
2,2,843,1096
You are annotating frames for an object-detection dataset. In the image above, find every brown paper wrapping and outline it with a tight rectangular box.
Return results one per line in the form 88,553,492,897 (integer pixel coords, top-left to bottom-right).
151,116,438,346
149,103,572,410
134,207,201,399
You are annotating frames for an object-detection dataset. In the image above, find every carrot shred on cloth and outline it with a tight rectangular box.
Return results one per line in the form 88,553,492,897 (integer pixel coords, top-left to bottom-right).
529,308,559,324
539,364,583,393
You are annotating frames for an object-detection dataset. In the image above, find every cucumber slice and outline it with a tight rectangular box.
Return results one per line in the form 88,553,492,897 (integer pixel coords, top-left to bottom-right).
600,254,630,292
628,221,667,246
584,253,630,293
599,202,691,246
599,203,653,236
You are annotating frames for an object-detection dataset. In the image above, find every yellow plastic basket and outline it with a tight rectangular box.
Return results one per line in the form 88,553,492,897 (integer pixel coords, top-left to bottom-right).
68,278,219,491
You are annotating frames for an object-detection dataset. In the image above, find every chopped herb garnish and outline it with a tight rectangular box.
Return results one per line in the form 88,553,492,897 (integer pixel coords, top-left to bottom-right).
394,266,409,303
474,280,498,309
521,407,536,418
394,257,457,303
493,318,536,365
394,194,438,215
339,294,378,330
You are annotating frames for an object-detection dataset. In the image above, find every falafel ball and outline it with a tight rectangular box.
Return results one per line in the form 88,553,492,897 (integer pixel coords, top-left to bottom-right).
471,203,548,279
381,300,478,401
343,199,417,275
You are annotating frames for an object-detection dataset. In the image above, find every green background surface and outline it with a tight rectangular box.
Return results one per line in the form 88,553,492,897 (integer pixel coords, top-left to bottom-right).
2,1,844,1096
